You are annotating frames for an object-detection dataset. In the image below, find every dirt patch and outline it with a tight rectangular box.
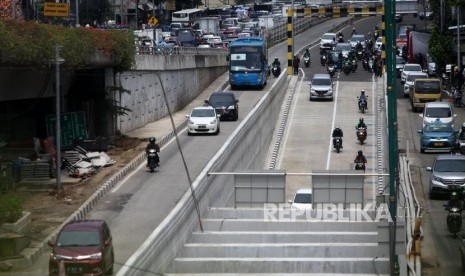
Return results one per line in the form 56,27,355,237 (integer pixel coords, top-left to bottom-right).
8,135,146,244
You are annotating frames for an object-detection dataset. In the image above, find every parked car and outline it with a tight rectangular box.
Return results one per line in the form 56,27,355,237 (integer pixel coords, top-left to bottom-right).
289,188,313,210
427,154,465,199
309,73,334,101
418,120,457,153
48,220,114,276
186,106,220,135
205,92,239,121
401,63,423,84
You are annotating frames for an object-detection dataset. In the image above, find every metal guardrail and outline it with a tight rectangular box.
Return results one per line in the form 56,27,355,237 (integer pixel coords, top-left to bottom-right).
135,45,228,55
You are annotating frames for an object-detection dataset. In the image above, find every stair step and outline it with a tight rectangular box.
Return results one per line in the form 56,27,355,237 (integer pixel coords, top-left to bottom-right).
172,257,390,274
189,231,378,243
179,243,379,258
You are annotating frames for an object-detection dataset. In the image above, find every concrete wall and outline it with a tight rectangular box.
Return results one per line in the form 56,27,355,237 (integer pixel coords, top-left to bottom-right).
116,53,228,133
116,72,289,276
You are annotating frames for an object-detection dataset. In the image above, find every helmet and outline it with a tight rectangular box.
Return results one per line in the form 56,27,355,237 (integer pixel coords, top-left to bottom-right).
361,90,365,94
275,57,278,61
455,66,460,72
358,150,363,155
149,137,156,143
451,191,458,200
462,122,465,128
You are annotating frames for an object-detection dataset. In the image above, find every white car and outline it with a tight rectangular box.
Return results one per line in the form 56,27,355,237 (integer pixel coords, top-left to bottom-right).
186,106,220,135
401,63,423,84
320,32,337,50
289,188,313,210
403,72,428,97
206,36,222,45
420,102,456,128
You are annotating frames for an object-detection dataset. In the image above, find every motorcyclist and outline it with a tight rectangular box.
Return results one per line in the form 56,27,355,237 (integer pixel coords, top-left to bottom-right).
452,66,463,92
358,90,368,110
145,136,160,167
272,57,281,68
351,27,356,36
303,48,311,58
356,117,368,137
332,127,344,148
354,150,367,169
457,122,465,140
355,41,363,52
445,191,463,210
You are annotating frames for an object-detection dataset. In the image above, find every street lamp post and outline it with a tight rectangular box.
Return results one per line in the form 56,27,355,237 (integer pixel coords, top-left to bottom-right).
54,45,65,191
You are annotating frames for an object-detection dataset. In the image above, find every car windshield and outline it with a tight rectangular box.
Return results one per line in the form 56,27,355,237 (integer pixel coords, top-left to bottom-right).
294,193,312,204
313,78,331,85
425,107,451,118
322,34,334,40
57,231,100,247
434,160,465,172
209,95,234,105
191,109,215,117
404,65,421,71
335,44,351,51
424,124,453,132
407,74,425,82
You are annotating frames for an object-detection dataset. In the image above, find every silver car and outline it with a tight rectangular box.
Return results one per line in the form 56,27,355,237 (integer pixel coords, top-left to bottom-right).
428,155,465,199
309,73,333,101
403,72,428,97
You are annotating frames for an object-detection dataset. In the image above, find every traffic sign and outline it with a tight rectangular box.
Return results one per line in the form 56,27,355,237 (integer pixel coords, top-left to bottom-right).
148,16,158,27
44,2,69,17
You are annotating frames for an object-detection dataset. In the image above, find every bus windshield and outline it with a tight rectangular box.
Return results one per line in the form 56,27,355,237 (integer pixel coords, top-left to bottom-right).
230,52,262,72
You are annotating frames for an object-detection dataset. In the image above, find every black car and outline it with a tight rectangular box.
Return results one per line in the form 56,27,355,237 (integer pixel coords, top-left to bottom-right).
205,92,239,121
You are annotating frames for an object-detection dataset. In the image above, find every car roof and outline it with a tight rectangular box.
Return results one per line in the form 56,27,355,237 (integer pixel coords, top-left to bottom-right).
404,63,421,67
436,154,465,161
295,188,313,194
313,73,331,79
62,220,105,231
193,106,215,110
211,91,235,97
322,32,336,36
424,102,451,108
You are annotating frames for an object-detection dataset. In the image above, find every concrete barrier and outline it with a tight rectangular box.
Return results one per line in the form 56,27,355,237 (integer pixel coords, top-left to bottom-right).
117,70,289,276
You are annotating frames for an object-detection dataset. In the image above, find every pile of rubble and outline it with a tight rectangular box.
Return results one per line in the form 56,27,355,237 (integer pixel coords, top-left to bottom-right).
63,145,116,178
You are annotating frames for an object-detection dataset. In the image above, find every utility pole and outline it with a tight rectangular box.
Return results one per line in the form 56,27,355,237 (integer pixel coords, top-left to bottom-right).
385,0,399,275
75,0,80,27
55,45,63,191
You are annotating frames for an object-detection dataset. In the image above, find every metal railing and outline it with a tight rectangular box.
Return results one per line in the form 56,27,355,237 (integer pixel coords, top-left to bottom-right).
135,45,228,56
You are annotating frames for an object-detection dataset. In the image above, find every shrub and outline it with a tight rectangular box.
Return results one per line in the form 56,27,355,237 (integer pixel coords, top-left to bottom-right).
0,20,135,71
0,195,22,224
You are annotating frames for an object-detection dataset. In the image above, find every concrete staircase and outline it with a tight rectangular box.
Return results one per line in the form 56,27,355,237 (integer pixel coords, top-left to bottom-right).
167,208,390,275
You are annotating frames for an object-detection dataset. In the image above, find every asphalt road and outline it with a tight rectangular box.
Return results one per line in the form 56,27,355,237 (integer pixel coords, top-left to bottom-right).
5,17,351,276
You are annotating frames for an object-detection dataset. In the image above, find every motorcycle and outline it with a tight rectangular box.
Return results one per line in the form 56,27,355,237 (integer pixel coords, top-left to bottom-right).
272,64,281,77
354,162,366,171
351,59,357,73
338,35,344,43
320,54,327,66
453,87,462,107
147,148,159,173
445,205,462,235
356,50,363,61
456,139,465,155
342,60,351,75
356,127,367,144
327,64,336,78
358,96,368,114
303,55,311,67
333,137,342,153
362,58,369,71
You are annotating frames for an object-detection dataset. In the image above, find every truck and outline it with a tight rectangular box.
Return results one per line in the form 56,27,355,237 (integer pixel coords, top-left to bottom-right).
195,17,220,35
396,0,418,15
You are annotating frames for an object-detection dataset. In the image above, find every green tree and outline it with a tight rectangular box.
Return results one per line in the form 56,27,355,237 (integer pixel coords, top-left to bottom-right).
429,25,454,74
79,0,113,26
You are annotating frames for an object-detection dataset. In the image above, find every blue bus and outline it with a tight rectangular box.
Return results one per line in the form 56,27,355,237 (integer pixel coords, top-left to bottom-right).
228,37,268,90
